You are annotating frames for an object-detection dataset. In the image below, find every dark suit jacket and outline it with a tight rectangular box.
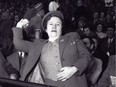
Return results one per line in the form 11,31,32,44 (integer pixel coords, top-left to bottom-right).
100,36,115,56
6,51,27,78
12,27,91,87
0,51,9,78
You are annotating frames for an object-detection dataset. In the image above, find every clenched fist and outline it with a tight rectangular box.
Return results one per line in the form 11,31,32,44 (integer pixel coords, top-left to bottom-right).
16,19,29,28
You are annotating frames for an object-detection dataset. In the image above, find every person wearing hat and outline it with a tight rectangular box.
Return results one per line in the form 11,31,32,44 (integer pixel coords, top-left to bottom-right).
12,11,91,87
23,2,45,40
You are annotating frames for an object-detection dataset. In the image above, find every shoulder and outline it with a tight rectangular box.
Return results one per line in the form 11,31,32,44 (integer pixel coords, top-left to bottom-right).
33,38,46,46
64,32,80,40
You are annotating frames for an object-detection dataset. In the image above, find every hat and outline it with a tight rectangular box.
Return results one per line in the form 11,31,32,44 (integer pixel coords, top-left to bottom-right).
41,11,64,31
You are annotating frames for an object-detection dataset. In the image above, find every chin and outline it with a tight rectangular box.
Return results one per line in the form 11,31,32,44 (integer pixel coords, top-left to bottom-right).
51,33,57,36
51,35,57,37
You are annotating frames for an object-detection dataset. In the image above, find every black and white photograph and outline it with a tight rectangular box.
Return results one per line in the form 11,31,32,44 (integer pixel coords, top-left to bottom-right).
0,0,115,87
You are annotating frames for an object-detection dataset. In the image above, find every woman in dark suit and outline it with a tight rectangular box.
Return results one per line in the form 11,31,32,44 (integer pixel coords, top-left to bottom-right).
12,11,91,87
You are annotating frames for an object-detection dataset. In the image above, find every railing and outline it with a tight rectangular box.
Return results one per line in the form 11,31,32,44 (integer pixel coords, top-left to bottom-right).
0,77,55,87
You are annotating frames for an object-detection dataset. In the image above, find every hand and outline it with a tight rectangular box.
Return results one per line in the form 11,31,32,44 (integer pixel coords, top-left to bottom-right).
10,74,17,80
16,19,29,28
57,66,78,81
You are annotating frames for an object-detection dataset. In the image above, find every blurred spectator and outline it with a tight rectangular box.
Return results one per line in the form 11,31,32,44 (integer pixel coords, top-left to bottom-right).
6,50,28,80
48,0,59,11
94,26,115,78
0,12,14,58
82,37,95,53
81,36,102,87
75,17,87,37
98,55,116,87
95,23,107,43
0,51,9,78
13,15,20,27
99,12,106,25
74,0,89,22
9,12,15,21
93,12,99,25
100,26,115,56
105,13,114,28
57,0,74,34
23,2,45,40
83,27,95,37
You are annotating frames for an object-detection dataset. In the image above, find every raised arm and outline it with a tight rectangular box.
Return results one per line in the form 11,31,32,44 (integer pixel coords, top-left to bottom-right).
12,19,33,53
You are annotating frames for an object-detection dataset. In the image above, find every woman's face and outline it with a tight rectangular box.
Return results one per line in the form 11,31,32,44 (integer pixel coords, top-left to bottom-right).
46,16,62,38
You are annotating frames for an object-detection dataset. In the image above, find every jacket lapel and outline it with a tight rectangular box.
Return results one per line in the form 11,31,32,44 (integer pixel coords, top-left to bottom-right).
21,39,47,80
10,52,20,71
15,52,20,71
59,35,69,59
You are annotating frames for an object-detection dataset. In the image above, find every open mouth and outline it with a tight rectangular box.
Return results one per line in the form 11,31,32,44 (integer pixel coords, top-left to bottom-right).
51,30,57,32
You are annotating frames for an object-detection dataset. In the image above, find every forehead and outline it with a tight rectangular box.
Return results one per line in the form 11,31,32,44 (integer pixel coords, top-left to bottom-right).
48,16,62,22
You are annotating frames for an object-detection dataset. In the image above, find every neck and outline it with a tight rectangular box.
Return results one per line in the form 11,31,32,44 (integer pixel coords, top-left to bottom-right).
49,37,59,42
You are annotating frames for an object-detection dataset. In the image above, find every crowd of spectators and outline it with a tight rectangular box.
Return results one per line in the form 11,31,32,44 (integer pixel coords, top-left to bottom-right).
0,0,115,87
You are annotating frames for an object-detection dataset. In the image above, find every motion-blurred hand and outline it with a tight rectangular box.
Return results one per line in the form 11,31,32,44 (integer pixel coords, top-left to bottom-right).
16,19,29,28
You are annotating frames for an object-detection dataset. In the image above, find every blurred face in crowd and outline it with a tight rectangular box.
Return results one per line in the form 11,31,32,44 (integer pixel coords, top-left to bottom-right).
106,27,114,38
100,12,105,18
77,0,83,7
78,20,86,28
15,15,19,22
1,12,9,20
46,16,62,39
9,12,14,19
106,13,112,21
93,12,99,19
84,27,91,36
97,24,103,32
